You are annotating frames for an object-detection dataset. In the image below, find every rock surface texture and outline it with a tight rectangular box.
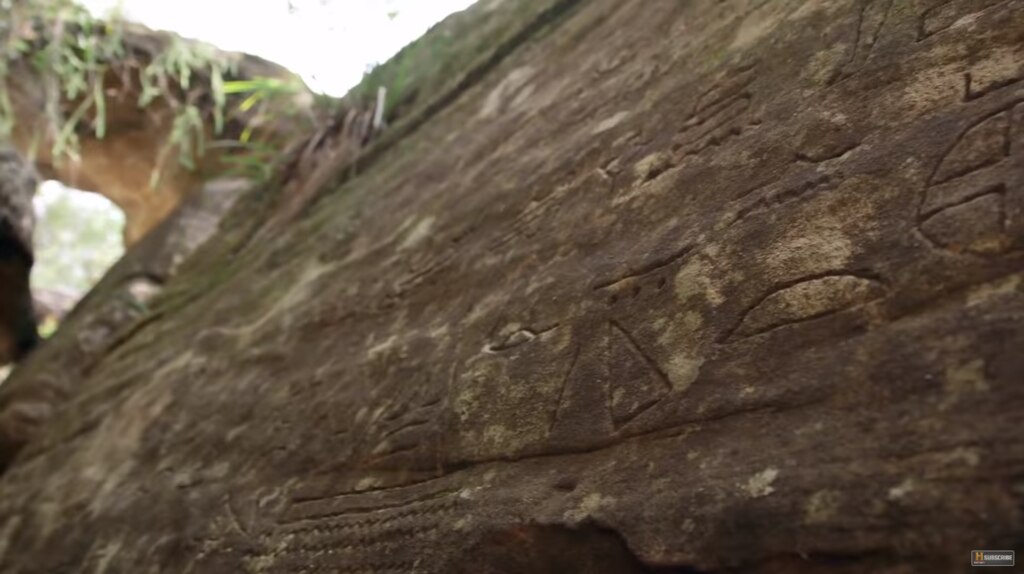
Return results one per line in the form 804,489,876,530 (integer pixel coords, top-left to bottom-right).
1,0,1023,572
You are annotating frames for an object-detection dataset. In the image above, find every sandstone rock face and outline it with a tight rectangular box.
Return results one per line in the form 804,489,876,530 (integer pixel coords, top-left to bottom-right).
1,0,1023,572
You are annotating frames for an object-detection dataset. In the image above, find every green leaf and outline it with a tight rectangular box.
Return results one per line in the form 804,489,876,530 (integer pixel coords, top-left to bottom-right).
238,92,262,112
92,78,106,138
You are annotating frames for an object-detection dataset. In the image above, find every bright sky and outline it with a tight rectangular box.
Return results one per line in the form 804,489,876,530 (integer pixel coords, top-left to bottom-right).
79,0,477,96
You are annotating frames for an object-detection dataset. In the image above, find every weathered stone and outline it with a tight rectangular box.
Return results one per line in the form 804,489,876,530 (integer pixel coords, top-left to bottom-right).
1,0,1023,572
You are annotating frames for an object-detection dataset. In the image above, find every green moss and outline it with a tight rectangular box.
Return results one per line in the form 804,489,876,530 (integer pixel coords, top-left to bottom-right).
345,0,577,124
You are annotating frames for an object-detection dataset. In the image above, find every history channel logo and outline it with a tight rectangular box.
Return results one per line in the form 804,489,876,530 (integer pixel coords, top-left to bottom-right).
972,550,1014,567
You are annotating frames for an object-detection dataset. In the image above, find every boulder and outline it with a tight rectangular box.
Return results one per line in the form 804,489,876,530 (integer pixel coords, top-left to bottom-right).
0,0,1022,571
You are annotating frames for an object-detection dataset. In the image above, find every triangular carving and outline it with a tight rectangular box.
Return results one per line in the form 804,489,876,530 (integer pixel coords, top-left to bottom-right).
608,321,672,430
549,335,613,448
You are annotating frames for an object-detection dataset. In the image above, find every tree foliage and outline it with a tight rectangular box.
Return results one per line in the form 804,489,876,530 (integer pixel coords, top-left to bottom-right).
0,0,312,183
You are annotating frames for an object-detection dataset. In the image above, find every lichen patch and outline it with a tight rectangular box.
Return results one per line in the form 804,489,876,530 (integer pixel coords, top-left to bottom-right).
744,467,779,498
